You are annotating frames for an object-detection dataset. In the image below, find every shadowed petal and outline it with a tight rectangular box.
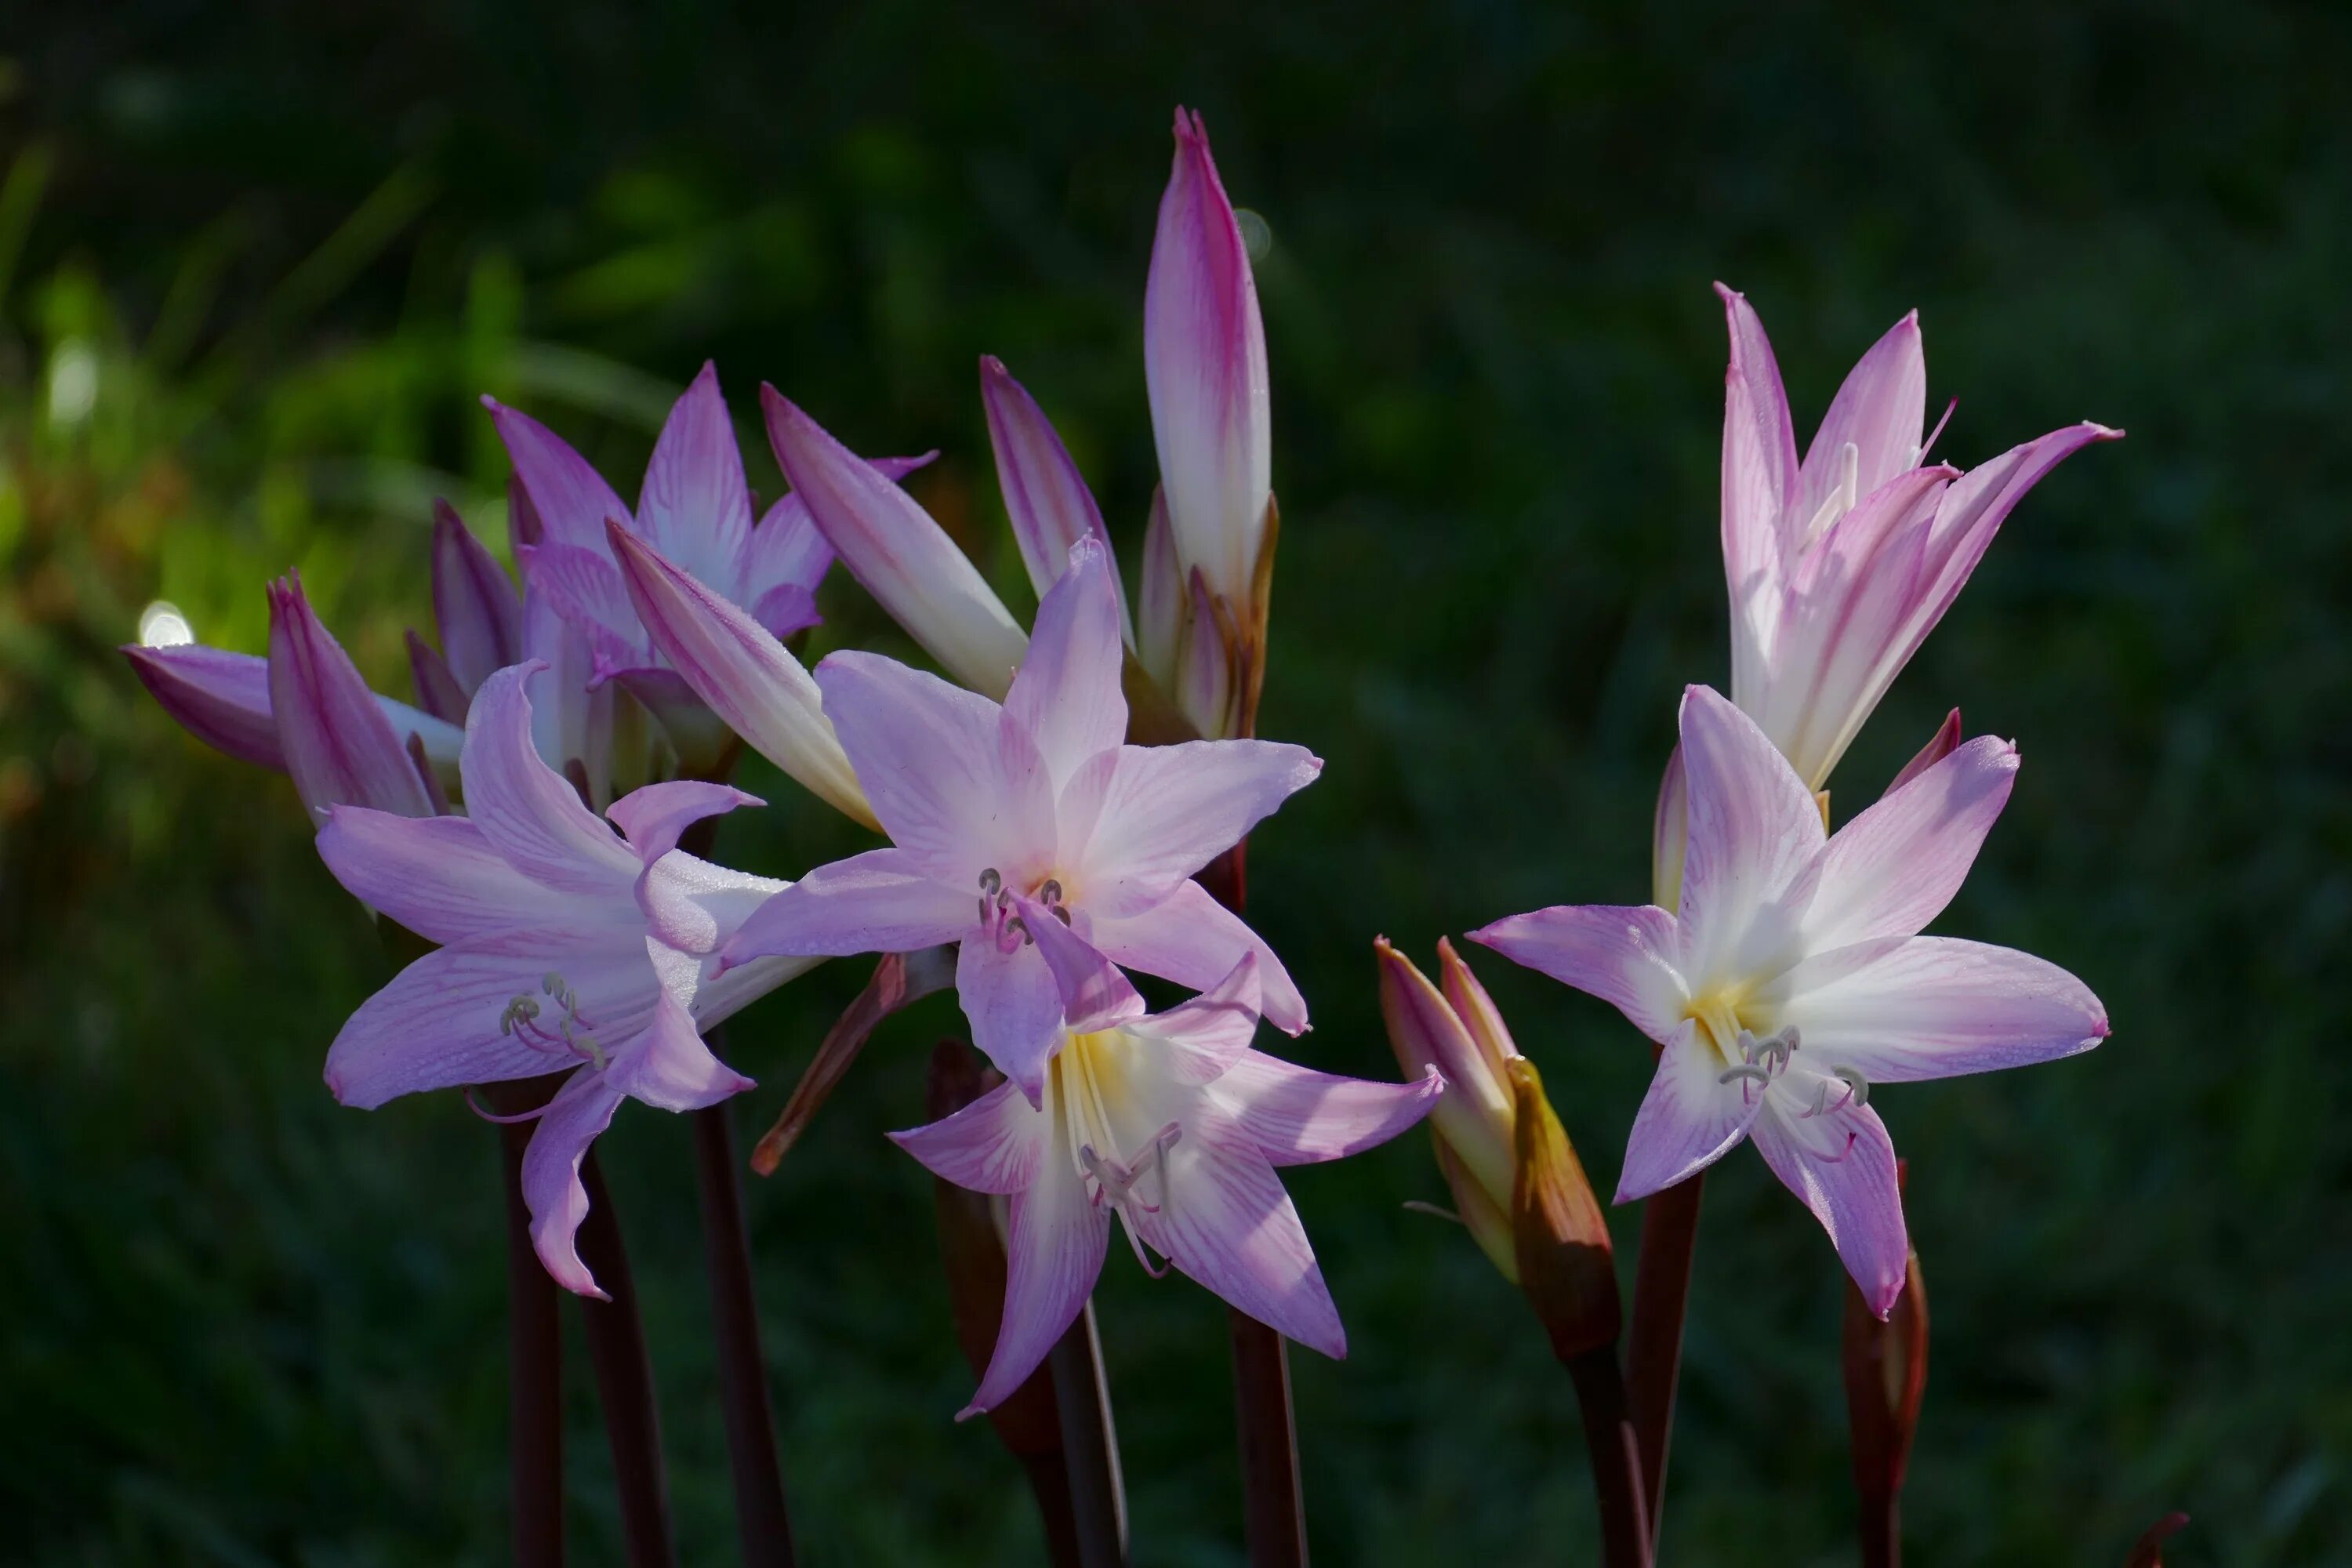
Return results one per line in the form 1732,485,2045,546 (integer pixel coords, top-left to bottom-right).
123,644,289,771
431,499,523,691
1751,1094,1907,1318
607,780,761,867
406,631,469,724
961,1145,1109,1415
1776,935,2108,1083
1136,488,1181,686
1004,537,1129,786
889,1076,1049,1196
522,543,649,677
722,847,967,962
957,936,1065,1105
270,575,435,822
1210,1053,1442,1167
463,666,641,895
1806,735,2017,949
521,1070,628,1298
317,807,618,950
1469,904,1687,1042
323,940,655,1109
604,978,753,1112
636,361,753,587
1086,880,1307,1034
1016,893,1145,1035
484,396,633,554
1617,1019,1763,1202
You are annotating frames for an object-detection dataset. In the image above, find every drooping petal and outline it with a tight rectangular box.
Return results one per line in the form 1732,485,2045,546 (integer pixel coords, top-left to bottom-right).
1674,685,1826,982
1145,107,1271,607
483,396,633,555
815,651,1052,883
603,978,754,1112
956,936,1065,1105
1794,310,1927,527
1616,1018,1763,1202
606,779,761,867
460,665,641,896
1773,935,2108,1083
961,1141,1109,1415
1132,952,1264,1080
269,575,435,823
604,522,874,826
520,1069,629,1298
323,939,656,1109
317,807,622,950
1015,893,1145,1035
763,387,1028,698
430,498,523,692
1073,738,1320,916
889,1076,1050,1196
1086,880,1308,1034
981,356,1132,639
123,643,290,771
1209,1053,1442,1167
1805,735,2017,949
1468,904,1689,1043
721,847,969,963
1750,1094,1908,1318
1130,1116,1345,1359
635,361,754,589
1003,537,1130,788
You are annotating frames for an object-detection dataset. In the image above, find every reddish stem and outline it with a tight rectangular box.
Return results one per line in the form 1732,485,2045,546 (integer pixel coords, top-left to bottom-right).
575,1152,676,1568
1626,1172,1704,1544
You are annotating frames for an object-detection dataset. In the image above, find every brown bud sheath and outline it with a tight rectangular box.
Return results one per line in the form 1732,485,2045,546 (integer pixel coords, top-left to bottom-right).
1842,1161,1929,1568
1507,1058,1620,1361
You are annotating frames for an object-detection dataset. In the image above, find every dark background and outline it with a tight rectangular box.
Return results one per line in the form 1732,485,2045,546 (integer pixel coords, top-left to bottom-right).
3,2,2346,1563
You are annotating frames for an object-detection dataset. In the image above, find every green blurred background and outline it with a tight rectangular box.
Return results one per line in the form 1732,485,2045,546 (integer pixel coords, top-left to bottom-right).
3,2,2345,1563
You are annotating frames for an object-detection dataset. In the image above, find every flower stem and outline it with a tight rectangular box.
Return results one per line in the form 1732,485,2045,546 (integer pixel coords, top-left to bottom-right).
485,1076,567,1568
689,1051,797,1567
1559,1348,1653,1568
1626,1171,1704,1543
673,820,798,1563
1228,1308,1307,1566
1200,838,1305,1567
1047,1301,1130,1567
575,1152,677,1568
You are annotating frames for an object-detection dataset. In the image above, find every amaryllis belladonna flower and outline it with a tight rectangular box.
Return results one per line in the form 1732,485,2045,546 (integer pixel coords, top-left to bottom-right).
125,573,463,819
1473,685,2107,1314
485,361,931,775
1715,284,2120,789
892,900,1438,1415
720,536,1319,1098
315,663,812,1294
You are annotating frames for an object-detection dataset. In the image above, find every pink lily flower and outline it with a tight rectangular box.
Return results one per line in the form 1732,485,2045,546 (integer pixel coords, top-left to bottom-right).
485,363,932,771
1472,685,2108,1314
124,575,463,818
314,663,814,1294
1715,284,2121,789
720,535,1320,1098
891,901,1439,1416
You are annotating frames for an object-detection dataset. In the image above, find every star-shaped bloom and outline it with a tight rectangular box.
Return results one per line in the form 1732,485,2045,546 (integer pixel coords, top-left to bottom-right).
1473,685,2108,1314
1715,284,2121,789
485,362,930,780
891,902,1439,1415
314,664,812,1294
720,535,1319,1098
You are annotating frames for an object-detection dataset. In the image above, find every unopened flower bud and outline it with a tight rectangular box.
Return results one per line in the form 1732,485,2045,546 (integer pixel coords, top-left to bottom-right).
1508,1057,1620,1360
